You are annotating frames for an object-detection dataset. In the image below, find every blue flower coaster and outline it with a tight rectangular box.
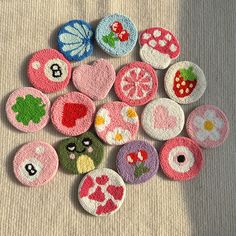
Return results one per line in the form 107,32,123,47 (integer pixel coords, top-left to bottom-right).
57,20,94,61
95,14,138,57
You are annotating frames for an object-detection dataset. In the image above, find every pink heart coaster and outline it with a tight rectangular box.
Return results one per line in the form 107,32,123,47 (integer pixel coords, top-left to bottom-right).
72,59,116,100
141,98,185,140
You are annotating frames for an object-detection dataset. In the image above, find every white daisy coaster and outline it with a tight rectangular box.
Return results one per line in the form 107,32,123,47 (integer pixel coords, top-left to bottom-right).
78,168,126,216
186,105,229,148
94,101,139,145
141,98,185,140
164,61,207,104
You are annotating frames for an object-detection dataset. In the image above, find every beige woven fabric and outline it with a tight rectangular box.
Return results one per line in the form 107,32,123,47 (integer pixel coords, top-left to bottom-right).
0,0,235,235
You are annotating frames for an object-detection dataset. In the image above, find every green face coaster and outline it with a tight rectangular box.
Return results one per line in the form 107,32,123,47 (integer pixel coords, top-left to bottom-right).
57,132,104,174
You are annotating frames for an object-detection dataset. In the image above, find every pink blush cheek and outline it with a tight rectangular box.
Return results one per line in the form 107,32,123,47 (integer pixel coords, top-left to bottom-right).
69,153,76,159
87,147,93,153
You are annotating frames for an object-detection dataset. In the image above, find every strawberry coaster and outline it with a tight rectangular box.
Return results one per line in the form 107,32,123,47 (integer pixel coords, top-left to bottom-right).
164,61,207,104
51,92,96,136
57,20,94,61
78,168,126,216
116,140,159,184
6,87,50,132
72,59,116,100
141,98,185,140
13,141,59,187
114,61,158,106
186,105,229,148
159,137,204,181
28,49,72,93
139,27,180,69
57,132,104,174
95,13,138,57
94,101,139,145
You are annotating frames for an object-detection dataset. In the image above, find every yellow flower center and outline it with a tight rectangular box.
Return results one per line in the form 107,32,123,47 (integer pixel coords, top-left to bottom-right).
95,115,105,125
127,108,137,118
115,133,123,141
204,120,214,131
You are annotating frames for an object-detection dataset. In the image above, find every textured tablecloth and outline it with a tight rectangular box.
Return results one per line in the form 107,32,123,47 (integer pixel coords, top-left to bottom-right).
0,0,235,235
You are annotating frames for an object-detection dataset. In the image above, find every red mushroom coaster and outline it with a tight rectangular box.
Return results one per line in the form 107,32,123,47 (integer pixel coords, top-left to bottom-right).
114,61,158,106
139,27,180,69
164,61,207,104
78,168,126,216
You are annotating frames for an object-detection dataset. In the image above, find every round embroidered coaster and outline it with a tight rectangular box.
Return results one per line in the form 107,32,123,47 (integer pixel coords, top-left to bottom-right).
94,101,139,145
6,87,50,132
186,105,229,148
28,49,72,93
57,132,104,174
160,137,204,181
95,13,138,57
78,168,126,216
57,19,94,61
116,140,159,184
114,61,158,106
72,59,116,100
51,92,96,136
139,27,180,69
141,98,185,140
164,61,207,104
13,141,59,187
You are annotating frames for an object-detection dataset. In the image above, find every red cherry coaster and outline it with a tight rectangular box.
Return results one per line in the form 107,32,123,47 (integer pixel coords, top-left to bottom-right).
159,137,204,181
13,141,59,187
6,87,50,132
186,105,229,148
28,49,71,93
51,92,95,136
78,168,126,216
114,61,158,106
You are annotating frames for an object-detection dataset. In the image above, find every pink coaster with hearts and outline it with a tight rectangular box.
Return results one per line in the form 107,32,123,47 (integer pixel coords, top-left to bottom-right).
72,59,116,100
114,61,158,106
28,49,72,93
51,92,96,136
141,98,185,140
78,168,126,216
94,101,139,145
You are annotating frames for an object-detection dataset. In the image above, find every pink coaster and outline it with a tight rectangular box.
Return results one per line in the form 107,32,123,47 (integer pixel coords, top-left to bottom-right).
13,141,59,187
114,62,158,106
94,101,139,145
51,92,96,136
72,59,116,100
160,137,204,181
6,87,50,132
28,49,71,93
186,105,229,148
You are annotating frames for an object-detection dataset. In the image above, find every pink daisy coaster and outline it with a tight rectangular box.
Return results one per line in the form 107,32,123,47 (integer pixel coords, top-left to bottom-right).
78,168,126,216
6,87,50,132
94,101,139,145
13,141,59,187
160,137,204,181
186,105,229,148
114,61,158,106
51,92,96,136
28,49,72,93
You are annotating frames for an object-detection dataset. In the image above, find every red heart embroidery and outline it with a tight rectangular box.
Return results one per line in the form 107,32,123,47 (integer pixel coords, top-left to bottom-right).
62,103,87,128
96,199,117,215
79,175,94,198
96,175,109,185
88,186,105,202
107,185,124,200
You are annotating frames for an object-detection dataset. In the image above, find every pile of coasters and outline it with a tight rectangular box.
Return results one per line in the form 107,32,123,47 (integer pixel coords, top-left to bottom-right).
6,13,229,216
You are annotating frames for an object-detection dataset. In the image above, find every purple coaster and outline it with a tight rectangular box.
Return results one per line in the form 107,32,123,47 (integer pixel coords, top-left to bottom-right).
116,140,159,184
